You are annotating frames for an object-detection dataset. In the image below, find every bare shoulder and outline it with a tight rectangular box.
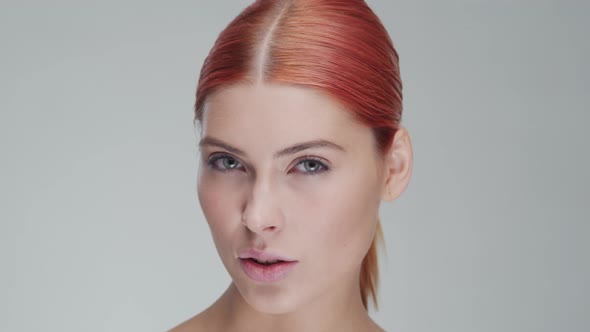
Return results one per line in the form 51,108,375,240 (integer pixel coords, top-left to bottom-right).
169,288,230,331
167,310,211,332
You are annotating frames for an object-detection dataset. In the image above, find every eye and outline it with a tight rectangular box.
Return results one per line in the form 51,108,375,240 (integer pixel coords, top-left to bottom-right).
207,154,243,172
291,158,329,175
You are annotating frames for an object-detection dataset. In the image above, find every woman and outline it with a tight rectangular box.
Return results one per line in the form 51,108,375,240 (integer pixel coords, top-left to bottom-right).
171,0,412,331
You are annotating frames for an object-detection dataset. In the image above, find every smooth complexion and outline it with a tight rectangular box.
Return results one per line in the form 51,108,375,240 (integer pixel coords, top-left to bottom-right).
171,83,412,332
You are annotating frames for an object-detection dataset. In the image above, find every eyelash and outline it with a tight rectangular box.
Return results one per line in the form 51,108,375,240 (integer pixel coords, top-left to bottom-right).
206,153,330,176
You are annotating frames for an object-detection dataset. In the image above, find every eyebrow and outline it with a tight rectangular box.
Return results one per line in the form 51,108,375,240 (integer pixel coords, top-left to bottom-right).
199,136,346,159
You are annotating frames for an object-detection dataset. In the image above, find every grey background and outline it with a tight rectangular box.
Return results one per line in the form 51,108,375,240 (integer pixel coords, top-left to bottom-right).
1,0,588,331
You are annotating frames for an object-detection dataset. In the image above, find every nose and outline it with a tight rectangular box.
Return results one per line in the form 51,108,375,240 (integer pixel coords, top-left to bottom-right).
241,177,284,235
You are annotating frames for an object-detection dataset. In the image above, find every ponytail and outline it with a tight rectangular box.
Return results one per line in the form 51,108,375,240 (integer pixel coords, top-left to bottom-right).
359,219,384,310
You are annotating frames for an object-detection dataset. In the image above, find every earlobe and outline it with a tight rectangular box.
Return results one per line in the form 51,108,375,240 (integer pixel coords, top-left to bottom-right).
381,127,413,202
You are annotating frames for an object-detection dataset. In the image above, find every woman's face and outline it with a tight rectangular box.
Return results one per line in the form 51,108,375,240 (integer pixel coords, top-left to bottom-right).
197,83,387,314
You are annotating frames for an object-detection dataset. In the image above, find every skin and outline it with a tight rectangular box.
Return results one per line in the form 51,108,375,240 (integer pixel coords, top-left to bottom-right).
170,83,412,332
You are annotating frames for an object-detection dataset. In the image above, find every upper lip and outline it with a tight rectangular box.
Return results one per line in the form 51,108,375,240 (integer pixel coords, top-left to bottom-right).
238,248,297,262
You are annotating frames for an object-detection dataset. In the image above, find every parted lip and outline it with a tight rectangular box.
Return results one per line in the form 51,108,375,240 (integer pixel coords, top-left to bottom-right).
238,248,297,262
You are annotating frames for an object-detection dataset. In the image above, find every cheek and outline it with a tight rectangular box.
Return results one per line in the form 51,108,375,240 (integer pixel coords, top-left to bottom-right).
197,170,246,244
292,170,381,272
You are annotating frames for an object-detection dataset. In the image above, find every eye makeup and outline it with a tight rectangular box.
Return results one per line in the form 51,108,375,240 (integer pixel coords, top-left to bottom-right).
205,152,330,176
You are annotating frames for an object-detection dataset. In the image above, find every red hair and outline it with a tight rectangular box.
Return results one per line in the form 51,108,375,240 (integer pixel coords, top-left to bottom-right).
194,0,402,310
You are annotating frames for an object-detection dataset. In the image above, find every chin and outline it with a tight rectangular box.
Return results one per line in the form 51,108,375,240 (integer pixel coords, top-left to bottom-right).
242,290,301,314
233,277,304,315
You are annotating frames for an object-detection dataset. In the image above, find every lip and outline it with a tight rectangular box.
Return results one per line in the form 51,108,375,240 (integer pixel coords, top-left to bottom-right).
239,258,298,283
237,248,298,283
237,248,297,263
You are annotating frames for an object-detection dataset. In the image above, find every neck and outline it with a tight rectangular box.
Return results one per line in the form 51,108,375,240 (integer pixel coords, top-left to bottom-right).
210,274,381,332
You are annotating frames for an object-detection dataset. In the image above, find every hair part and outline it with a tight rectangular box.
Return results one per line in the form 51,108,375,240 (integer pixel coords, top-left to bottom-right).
195,0,402,311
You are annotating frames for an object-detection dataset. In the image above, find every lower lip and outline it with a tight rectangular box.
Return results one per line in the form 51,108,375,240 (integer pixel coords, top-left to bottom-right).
239,258,298,283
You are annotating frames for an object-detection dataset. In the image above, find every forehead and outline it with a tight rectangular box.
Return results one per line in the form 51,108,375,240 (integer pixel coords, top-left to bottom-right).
201,83,373,152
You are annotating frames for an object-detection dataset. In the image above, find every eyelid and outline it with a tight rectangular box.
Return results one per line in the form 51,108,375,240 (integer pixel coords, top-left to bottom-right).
206,152,246,171
206,152,330,175
292,155,328,166
289,155,331,175
207,152,238,162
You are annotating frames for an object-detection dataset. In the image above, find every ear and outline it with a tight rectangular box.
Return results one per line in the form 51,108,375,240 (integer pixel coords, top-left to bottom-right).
381,127,413,201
